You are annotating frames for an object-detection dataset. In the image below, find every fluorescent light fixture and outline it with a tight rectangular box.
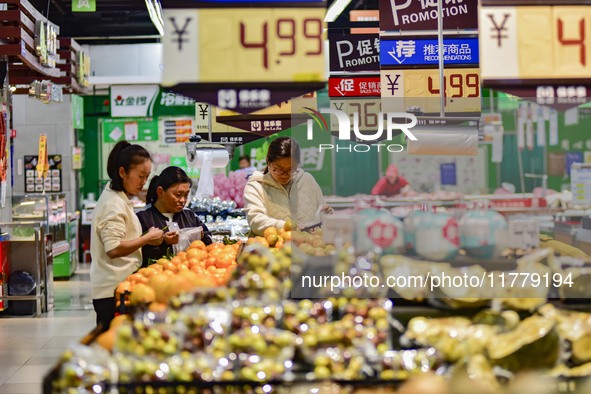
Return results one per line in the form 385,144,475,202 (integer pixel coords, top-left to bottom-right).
324,0,353,22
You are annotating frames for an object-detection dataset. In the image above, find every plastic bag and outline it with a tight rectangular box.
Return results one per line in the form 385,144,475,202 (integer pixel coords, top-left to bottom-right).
9,270,36,295
173,226,203,255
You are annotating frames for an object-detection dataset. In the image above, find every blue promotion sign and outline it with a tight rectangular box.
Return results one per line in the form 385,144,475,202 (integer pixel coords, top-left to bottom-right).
566,151,584,177
440,162,457,186
380,37,479,67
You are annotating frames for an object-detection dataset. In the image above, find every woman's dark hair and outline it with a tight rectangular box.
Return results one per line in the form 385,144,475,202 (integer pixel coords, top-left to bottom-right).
239,155,251,165
264,137,301,174
107,140,152,192
146,166,192,205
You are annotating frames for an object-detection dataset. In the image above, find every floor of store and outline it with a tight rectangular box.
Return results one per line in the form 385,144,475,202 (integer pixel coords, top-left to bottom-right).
0,264,95,394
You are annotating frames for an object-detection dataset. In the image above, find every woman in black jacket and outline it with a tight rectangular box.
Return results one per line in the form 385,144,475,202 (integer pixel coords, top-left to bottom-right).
136,166,212,266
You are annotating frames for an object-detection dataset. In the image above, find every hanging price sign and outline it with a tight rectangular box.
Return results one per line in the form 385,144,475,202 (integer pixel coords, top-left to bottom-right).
163,8,325,85
480,4,591,83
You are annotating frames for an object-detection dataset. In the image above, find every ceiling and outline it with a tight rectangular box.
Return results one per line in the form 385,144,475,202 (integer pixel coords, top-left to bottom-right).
29,0,159,44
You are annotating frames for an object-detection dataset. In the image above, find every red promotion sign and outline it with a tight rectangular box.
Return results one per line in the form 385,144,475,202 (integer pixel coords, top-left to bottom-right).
328,77,381,97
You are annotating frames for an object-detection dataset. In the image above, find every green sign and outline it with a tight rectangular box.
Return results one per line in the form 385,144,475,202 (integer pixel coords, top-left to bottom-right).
72,95,84,129
110,85,196,118
156,90,196,117
102,118,159,143
72,0,96,12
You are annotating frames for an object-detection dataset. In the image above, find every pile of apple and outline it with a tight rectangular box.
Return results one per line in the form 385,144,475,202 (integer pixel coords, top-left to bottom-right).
115,240,241,310
247,220,293,249
292,229,336,256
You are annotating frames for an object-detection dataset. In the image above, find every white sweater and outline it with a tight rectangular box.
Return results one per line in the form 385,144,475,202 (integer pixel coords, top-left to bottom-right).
90,185,142,299
244,169,326,235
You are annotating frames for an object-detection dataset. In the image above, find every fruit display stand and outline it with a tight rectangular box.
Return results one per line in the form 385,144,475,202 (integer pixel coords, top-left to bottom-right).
43,233,591,394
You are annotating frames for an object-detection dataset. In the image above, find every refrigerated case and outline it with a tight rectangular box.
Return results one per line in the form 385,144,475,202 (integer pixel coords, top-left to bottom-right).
12,193,77,278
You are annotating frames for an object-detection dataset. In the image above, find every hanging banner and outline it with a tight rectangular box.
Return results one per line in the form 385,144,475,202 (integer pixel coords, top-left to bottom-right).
380,0,478,32
328,77,381,97
328,32,380,73
380,37,479,67
480,3,591,90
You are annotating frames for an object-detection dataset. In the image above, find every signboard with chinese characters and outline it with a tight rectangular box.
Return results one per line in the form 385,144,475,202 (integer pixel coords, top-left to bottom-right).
328,32,380,73
110,85,159,117
480,4,591,83
215,93,317,134
163,7,325,84
380,0,478,32
493,85,590,111
167,84,321,113
328,77,381,97
380,68,481,114
380,37,479,67
110,86,197,117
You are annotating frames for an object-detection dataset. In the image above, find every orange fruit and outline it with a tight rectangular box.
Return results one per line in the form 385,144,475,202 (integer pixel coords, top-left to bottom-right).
187,248,208,261
263,227,278,238
162,261,177,273
170,256,183,266
176,251,187,261
206,243,223,252
190,240,207,250
156,258,169,266
215,254,234,269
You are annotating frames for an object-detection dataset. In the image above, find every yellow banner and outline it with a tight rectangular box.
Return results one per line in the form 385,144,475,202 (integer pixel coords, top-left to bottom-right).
36,134,48,179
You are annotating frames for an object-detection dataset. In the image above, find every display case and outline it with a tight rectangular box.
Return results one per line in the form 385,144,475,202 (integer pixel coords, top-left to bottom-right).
12,193,76,278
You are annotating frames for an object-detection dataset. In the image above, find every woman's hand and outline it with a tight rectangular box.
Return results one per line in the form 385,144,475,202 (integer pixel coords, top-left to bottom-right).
143,227,164,246
163,231,179,245
321,204,334,215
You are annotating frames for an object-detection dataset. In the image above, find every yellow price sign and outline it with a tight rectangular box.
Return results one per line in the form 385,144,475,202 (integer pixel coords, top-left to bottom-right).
481,5,591,80
163,8,326,85
380,68,481,114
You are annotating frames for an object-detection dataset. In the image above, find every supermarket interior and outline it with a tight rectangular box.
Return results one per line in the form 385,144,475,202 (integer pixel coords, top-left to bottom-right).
5,0,591,393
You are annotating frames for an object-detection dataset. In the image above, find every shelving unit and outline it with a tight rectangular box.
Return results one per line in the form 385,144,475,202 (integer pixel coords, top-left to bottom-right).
0,222,51,316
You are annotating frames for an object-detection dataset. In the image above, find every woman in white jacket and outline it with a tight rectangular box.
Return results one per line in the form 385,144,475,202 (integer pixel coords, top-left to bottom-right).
244,137,332,236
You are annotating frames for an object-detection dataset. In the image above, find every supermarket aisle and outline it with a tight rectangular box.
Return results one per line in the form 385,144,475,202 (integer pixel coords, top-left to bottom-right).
0,263,95,394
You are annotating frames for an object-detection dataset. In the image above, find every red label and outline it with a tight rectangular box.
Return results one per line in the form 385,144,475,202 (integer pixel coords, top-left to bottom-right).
328,77,381,97
367,219,398,249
